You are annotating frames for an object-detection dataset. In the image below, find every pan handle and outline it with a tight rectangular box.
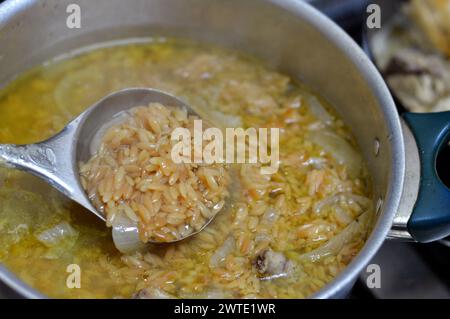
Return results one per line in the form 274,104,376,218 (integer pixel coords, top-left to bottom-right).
402,111,450,242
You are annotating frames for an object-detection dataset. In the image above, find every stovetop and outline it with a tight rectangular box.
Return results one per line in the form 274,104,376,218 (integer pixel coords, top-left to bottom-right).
0,0,449,299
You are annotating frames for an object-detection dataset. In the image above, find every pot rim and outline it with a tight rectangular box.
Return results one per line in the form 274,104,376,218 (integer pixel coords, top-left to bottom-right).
0,0,405,299
272,0,404,298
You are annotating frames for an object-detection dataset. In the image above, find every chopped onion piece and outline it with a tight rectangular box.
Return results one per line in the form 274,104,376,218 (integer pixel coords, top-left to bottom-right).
112,213,146,254
191,103,242,129
35,222,78,247
133,287,175,299
210,110,242,128
262,207,279,225
307,130,363,178
297,211,371,262
313,193,372,215
334,206,354,226
210,235,235,268
306,96,334,125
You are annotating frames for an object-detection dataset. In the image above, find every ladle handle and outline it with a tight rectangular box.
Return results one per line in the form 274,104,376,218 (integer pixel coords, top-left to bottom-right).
0,142,70,193
0,143,56,172
0,127,102,220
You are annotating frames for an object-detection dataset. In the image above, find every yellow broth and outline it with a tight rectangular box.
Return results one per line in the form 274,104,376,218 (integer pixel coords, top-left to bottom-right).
0,39,372,298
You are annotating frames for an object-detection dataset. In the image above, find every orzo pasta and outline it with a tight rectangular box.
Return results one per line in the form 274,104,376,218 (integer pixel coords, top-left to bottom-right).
0,39,373,298
79,103,230,243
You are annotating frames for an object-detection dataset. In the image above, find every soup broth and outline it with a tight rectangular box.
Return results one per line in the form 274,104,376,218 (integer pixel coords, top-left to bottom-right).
0,39,372,298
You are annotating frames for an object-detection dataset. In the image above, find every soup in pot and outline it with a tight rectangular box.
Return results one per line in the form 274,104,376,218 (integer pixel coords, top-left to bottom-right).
0,38,373,298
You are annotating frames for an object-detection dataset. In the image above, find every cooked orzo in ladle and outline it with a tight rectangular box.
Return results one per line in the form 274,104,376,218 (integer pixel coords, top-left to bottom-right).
79,103,230,243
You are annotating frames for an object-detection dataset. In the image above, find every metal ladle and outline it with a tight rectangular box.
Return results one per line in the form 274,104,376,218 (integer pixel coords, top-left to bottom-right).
0,88,215,252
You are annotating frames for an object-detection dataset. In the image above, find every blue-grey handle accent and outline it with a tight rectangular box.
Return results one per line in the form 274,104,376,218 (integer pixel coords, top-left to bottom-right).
403,111,450,242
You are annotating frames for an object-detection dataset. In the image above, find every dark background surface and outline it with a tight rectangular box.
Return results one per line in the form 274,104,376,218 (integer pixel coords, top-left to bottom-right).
0,0,449,299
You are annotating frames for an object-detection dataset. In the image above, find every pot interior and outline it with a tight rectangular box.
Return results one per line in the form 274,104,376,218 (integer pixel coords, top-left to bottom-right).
0,0,403,298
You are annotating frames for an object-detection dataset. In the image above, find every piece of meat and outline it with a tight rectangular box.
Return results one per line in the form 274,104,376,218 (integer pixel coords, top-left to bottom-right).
254,249,294,280
384,49,450,112
385,49,449,77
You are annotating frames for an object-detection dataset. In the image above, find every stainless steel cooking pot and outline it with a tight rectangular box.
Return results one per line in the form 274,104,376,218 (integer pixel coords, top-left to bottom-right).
1,0,449,299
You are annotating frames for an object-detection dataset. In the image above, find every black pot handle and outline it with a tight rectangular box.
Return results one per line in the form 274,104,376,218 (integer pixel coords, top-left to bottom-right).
403,111,450,242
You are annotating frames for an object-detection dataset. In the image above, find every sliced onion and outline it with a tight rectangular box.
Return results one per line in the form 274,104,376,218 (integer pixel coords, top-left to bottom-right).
210,235,235,268
35,222,78,247
133,287,175,299
297,211,371,262
334,206,354,226
313,193,372,215
7,224,30,244
306,96,333,125
303,157,328,169
262,207,279,225
112,213,146,254
307,130,363,178
209,111,242,128
190,103,242,129
255,233,271,243
313,194,340,214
